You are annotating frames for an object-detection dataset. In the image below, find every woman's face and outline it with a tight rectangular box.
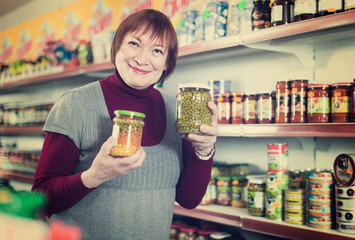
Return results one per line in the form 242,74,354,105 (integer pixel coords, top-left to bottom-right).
115,29,168,90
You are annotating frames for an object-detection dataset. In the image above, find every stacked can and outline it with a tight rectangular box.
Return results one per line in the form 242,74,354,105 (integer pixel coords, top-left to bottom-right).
265,143,289,221
306,170,335,229
333,153,355,234
284,189,306,224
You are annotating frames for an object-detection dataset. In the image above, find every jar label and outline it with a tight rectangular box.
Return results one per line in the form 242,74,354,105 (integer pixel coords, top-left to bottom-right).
332,96,351,113
294,0,317,15
232,102,243,118
271,5,283,22
276,93,289,113
308,97,330,113
244,99,257,120
248,191,264,208
258,98,273,119
345,0,355,10
318,0,342,12
291,89,307,113
218,101,231,120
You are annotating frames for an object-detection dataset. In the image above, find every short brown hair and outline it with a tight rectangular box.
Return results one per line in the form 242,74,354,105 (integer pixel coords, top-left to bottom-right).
111,9,178,85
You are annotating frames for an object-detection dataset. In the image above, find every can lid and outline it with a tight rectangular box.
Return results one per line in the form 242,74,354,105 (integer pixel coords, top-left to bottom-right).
178,83,210,90
332,82,353,87
113,110,146,119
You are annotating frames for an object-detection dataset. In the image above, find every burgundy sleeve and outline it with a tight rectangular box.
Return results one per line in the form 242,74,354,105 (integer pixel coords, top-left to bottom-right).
175,139,214,209
32,132,96,215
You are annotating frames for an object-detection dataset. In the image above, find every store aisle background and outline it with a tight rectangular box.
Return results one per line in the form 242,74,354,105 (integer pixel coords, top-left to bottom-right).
1,0,355,187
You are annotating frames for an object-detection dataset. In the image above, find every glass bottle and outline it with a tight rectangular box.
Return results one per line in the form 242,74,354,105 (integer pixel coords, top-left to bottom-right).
252,0,271,30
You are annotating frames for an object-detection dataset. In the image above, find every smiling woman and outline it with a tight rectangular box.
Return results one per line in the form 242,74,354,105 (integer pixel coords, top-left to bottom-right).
31,9,219,240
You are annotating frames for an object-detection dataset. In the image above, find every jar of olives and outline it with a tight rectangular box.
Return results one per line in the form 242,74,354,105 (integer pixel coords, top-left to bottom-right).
176,83,212,135
110,110,145,157
247,175,266,217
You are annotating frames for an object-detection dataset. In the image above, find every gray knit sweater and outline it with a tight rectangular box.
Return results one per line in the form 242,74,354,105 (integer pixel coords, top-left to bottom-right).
44,81,183,239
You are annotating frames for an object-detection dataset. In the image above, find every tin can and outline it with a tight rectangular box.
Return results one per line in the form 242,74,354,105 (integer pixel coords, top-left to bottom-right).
285,212,306,225
337,222,355,234
306,215,333,229
337,209,355,223
266,172,289,196
267,143,289,173
285,189,306,202
266,195,283,221
336,198,355,210
333,153,355,187
285,200,306,213
307,202,333,215
336,185,355,198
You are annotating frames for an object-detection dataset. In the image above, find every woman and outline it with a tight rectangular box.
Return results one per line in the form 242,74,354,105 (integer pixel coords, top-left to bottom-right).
32,9,218,240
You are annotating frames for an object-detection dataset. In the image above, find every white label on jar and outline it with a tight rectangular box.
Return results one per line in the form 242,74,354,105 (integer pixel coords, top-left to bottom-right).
318,0,342,12
272,5,283,22
345,0,355,10
294,0,317,15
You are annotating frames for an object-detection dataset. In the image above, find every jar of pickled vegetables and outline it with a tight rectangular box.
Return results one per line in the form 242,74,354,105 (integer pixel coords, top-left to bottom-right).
176,83,212,134
247,175,266,217
110,110,145,157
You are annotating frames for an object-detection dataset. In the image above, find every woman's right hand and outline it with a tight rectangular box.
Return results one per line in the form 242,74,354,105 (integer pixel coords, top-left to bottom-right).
81,136,146,188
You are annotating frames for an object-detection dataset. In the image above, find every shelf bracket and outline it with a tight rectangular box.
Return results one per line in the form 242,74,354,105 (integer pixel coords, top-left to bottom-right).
244,40,315,73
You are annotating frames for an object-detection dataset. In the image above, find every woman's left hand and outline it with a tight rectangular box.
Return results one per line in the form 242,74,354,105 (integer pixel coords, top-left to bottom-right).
183,101,219,156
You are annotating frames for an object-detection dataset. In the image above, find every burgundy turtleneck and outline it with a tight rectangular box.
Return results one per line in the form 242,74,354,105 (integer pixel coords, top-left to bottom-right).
32,70,213,215
100,70,165,146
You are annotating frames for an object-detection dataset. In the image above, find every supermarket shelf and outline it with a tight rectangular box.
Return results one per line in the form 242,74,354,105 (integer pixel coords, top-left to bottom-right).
218,123,355,137
1,61,114,89
174,203,243,227
1,11,355,90
0,126,44,135
174,204,355,240
0,169,34,184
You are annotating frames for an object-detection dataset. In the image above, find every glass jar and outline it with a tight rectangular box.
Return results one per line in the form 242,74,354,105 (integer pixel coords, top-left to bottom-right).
271,0,293,26
243,93,258,124
247,175,266,216
231,92,244,124
290,79,309,123
231,176,248,207
171,221,185,239
178,226,198,240
307,84,331,123
230,163,250,176
110,110,145,157
209,232,232,239
252,0,272,30
216,176,232,206
331,82,352,123
176,83,212,134
294,0,318,21
318,0,343,16
345,0,355,11
197,229,215,240
276,81,290,123
217,93,231,124
258,92,275,123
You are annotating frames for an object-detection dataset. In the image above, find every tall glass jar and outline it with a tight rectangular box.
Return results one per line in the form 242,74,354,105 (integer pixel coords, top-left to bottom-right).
307,84,330,123
110,110,145,157
331,82,352,123
176,83,212,134
217,93,231,124
247,175,266,216
231,92,244,124
276,81,290,123
290,79,308,123
294,0,318,21
243,93,258,124
258,92,275,123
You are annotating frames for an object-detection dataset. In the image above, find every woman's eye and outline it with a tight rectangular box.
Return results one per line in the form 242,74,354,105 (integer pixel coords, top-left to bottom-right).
128,41,139,47
154,49,164,55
